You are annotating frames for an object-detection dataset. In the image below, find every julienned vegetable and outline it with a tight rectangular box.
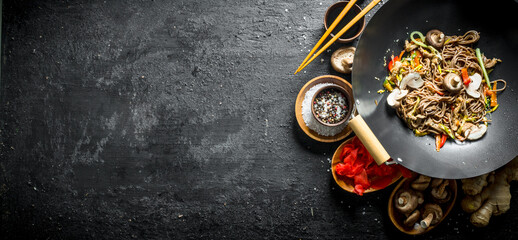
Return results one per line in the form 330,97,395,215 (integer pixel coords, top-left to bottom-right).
475,48,491,89
388,50,405,72
435,134,447,152
382,29,507,151
491,80,498,107
335,137,412,196
461,68,470,85
438,123,454,139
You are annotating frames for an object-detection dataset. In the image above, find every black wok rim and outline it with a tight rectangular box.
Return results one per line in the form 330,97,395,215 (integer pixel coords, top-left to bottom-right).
352,0,518,179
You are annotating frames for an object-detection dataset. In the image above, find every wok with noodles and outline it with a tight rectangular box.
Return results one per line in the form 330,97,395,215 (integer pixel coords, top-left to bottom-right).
383,29,506,151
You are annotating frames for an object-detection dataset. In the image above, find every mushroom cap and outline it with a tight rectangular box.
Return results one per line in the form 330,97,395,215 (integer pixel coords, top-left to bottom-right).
331,46,356,74
416,191,425,205
387,88,408,108
403,210,421,227
394,189,419,214
426,29,445,48
431,180,451,203
400,72,424,89
466,73,482,98
433,189,451,204
430,178,444,188
443,73,463,93
411,174,432,191
421,203,443,227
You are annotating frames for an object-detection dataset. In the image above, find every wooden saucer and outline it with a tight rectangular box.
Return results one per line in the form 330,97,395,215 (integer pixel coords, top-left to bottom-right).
294,75,353,142
331,137,402,194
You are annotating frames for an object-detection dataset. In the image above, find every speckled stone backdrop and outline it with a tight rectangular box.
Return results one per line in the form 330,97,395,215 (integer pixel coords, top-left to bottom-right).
0,0,517,239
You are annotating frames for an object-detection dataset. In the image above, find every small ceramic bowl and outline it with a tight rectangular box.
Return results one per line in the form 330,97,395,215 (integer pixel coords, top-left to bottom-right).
331,137,402,194
324,1,366,43
311,84,353,127
388,174,457,235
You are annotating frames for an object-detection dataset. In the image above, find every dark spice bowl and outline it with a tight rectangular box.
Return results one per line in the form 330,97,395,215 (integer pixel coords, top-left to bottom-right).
324,1,366,43
311,84,354,127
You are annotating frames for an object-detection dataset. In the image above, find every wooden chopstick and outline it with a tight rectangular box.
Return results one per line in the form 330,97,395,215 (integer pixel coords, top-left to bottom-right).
294,0,358,74
295,0,381,74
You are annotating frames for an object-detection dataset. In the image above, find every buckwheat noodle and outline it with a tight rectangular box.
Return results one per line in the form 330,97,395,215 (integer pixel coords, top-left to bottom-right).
386,30,507,141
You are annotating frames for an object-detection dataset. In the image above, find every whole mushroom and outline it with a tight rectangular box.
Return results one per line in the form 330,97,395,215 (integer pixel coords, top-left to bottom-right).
403,210,421,227
443,73,463,93
430,178,444,188
426,29,446,49
394,189,420,215
420,204,444,228
411,174,432,191
416,191,425,205
331,46,355,74
431,179,451,204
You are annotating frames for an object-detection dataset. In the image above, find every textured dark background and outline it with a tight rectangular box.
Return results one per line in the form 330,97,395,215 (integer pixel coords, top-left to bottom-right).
0,0,516,239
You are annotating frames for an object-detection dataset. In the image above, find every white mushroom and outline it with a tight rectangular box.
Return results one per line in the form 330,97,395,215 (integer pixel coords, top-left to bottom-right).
464,124,487,140
420,204,443,228
466,73,482,98
331,47,355,74
400,72,424,89
387,88,408,108
443,73,462,93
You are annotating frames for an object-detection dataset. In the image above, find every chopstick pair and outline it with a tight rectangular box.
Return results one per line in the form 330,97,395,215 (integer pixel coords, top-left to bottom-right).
294,0,381,74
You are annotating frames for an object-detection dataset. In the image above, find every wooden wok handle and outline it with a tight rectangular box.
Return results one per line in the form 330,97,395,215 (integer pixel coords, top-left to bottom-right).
348,115,390,165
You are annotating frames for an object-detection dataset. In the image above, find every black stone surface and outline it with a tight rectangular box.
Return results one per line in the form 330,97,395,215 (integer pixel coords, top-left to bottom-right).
0,0,517,239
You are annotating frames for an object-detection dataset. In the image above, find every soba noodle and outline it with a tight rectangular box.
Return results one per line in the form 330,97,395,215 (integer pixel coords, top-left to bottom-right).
384,30,506,147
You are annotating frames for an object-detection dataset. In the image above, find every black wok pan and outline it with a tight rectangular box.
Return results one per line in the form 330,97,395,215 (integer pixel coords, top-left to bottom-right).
352,0,518,179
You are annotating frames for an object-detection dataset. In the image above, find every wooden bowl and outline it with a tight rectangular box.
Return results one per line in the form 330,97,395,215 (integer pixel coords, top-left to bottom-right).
311,84,353,127
324,1,366,43
331,137,402,194
388,175,457,235
295,75,353,142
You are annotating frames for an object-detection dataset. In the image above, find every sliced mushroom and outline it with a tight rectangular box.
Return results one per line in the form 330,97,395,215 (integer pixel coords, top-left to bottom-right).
464,124,487,140
411,175,431,191
400,72,424,89
331,47,356,74
403,210,421,227
443,73,463,93
425,29,445,48
394,189,419,215
386,88,408,108
420,204,443,228
466,73,482,98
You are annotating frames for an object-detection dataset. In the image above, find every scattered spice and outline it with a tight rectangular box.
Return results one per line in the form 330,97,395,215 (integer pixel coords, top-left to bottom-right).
313,88,348,124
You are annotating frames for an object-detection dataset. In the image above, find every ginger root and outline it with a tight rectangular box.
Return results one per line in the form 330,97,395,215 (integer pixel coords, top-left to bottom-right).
461,156,518,227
